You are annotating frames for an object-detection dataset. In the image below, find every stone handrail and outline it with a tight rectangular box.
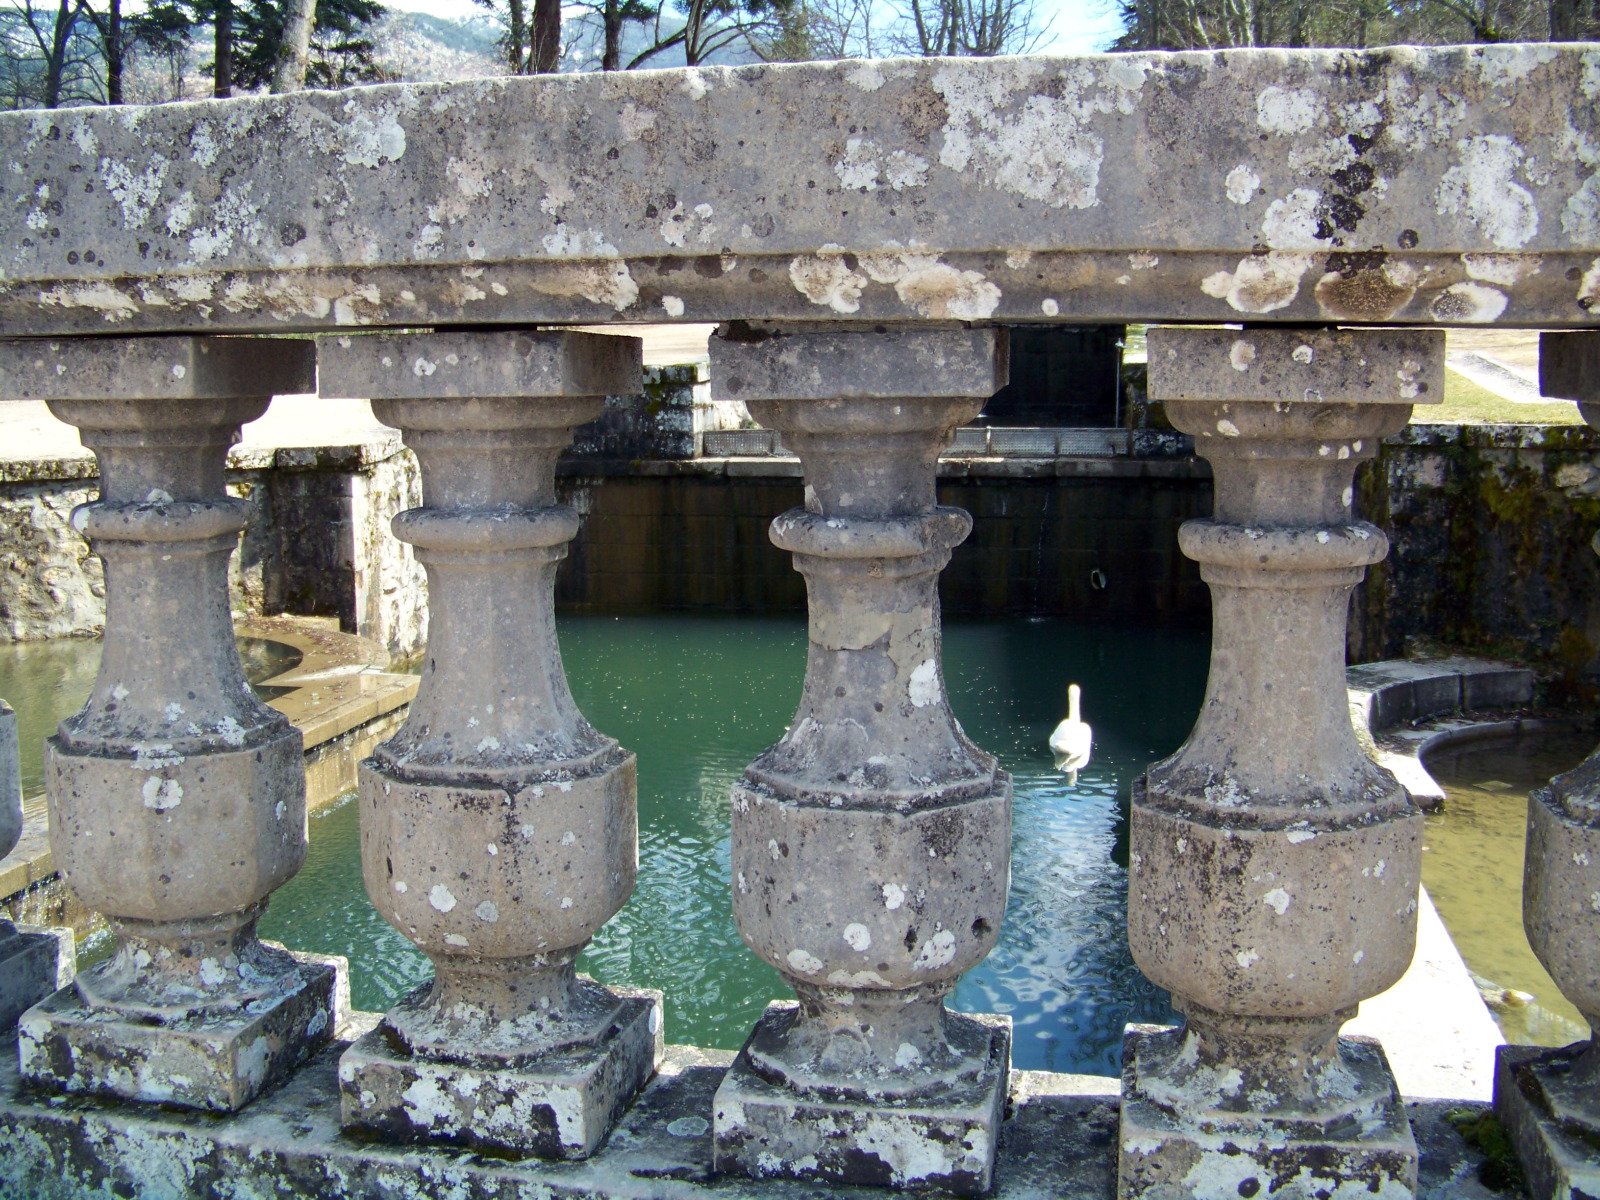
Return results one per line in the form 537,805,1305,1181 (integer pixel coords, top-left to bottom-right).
0,44,1596,1200
0,46,1597,336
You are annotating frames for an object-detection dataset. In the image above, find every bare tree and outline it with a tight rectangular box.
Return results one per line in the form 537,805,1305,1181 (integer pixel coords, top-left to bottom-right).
2,0,102,106
628,0,789,66
1113,0,1555,48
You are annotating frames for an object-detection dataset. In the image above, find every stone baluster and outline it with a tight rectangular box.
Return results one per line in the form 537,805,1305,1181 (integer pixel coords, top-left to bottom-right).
0,700,74,1031
1119,327,1443,1199
708,323,1013,1196
1496,329,1600,1200
319,330,661,1160
1,336,344,1112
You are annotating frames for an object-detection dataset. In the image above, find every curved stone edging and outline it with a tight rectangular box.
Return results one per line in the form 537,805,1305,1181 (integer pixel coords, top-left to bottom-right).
0,618,417,937
1347,656,1540,811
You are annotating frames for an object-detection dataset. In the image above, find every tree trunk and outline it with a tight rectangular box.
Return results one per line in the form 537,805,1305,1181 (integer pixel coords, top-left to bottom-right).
270,0,318,92
532,0,560,71
105,0,122,103
602,0,622,68
45,0,75,107
214,0,233,97
506,0,526,71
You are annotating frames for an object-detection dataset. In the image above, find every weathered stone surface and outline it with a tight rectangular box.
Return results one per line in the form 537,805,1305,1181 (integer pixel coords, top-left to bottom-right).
320,329,641,398
715,1003,1009,1192
319,329,657,1158
1541,330,1600,404
340,983,662,1159
1121,1026,1416,1200
709,324,1011,1193
0,49,1597,335
0,336,315,399
1492,379,1600,1198
1496,1042,1600,1200
6,335,342,1111
1121,327,1437,1199
0,1028,1521,1200
0,700,19,859
19,947,344,1112
0,701,75,1033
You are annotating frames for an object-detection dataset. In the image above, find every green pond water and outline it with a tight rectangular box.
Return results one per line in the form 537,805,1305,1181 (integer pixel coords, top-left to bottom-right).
11,620,1593,1070
1,616,1206,1075
1423,730,1598,1047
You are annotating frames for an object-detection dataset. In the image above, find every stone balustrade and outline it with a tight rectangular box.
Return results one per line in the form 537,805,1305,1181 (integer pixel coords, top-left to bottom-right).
1496,328,1600,1200
0,42,1592,1200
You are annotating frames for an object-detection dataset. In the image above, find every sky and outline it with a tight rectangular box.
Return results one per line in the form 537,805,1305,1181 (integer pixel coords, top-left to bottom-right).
380,0,1128,55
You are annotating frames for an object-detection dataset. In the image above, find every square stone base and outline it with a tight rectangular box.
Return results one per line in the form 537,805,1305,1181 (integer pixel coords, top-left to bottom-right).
339,984,663,1160
0,923,74,1033
1118,1024,1419,1199
17,947,346,1113
711,1002,1011,1196
1495,1042,1600,1200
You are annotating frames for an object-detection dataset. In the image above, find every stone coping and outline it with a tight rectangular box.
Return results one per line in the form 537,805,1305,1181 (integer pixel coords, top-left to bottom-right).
1,48,1595,334
0,618,416,905
0,1025,1514,1200
1348,655,1539,811
240,616,418,757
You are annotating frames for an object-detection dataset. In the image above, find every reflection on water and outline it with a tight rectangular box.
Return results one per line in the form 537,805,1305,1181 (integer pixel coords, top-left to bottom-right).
261,615,1207,1074
0,639,101,799
1425,729,1597,1047
0,636,303,799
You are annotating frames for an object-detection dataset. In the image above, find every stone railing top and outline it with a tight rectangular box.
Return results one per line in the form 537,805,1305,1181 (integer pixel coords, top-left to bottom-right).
0,46,1597,338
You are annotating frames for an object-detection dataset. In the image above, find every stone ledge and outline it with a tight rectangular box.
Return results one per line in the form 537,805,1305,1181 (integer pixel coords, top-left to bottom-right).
555,456,1210,481
1348,655,1539,810
0,1025,1512,1200
0,49,1593,333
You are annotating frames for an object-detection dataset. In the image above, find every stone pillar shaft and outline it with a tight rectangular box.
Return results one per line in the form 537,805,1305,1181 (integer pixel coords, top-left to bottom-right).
710,324,1012,1196
320,330,661,1161
1,336,343,1113
1496,330,1600,1200
1119,327,1443,1200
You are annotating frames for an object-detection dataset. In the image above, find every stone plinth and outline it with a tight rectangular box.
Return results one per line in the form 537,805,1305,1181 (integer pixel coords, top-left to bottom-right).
0,701,74,1032
716,1002,1011,1192
0,336,343,1112
708,324,1012,1195
317,329,660,1160
1495,330,1600,1199
0,1024,1518,1200
1120,327,1444,1200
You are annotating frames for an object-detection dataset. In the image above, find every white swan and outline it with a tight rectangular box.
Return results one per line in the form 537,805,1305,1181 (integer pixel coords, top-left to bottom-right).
1049,683,1093,785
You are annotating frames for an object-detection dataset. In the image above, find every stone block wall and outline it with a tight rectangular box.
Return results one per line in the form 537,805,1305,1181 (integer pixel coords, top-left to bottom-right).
0,446,427,660
554,460,1213,621
1352,423,1600,698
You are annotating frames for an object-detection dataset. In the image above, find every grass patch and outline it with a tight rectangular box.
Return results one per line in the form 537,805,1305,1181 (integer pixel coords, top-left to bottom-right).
1449,1108,1526,1193
1417,371,1583,426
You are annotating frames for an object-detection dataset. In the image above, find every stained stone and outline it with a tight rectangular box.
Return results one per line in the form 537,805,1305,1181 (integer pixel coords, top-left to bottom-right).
0,700,75,1034
0,50,1596,334
1495,330,1600,1200
1119,327,1444,1200
708,324,1012,1195
317,329,661,1159
4,336,342,1112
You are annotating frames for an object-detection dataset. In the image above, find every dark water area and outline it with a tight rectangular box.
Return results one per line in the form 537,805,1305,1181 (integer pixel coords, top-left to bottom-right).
260,615,1204,1075
1,617,1208,1076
